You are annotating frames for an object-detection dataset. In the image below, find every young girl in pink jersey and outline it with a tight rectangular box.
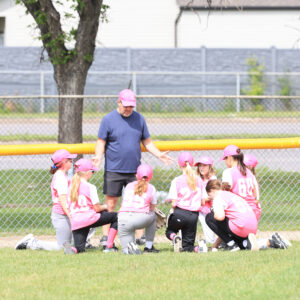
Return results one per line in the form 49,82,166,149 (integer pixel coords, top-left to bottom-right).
166,152,207,252
205,179,259,251
194,156,217,247
220,145,261,222
118,164,158,255
16,149,77,251
244,154,290,250
64,158,118,254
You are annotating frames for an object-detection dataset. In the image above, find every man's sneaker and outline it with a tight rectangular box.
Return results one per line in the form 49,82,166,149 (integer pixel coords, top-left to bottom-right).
274,232,290,248
173,235,182,253
15,234,34,250
223,242,240,252
127,242,142,255
269,234,287,249
247,233,259,251
103,247,118,253
198,238,208,253
143,246,159,253
136,235,146,246
63,242,77,255
100,235,108,249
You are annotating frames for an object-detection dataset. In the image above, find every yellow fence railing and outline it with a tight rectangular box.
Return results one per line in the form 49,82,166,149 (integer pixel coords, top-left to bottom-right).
0,137,299,156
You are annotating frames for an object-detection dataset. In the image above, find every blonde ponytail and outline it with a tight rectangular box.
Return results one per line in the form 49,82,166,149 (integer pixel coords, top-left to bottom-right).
134,178,148,196
70,172,83,203
185,163,197,191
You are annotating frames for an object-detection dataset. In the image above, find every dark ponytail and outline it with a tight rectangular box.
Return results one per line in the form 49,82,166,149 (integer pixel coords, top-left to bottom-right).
232,148,247,176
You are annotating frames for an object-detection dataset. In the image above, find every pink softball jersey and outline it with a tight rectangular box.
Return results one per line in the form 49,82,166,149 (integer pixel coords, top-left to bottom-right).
51,170,70,215
171,175,206,212
119,181,156,213
214,191,258,237
69,180,100,231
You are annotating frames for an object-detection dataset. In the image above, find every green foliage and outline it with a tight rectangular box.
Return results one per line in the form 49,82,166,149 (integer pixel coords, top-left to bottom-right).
100,4,110,23
242,57,266,110
83,53,94,63
278,75,293,111
33,9,47,25
223,99,236,112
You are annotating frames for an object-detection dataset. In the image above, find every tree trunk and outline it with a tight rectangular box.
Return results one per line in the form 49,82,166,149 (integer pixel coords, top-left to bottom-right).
56,67,86,144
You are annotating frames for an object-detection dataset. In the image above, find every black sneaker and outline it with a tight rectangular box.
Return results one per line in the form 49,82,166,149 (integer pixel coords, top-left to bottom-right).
223,242,240,252
144,246,159,253
136,234,146,246
274,232,290,248
100,235,108,249
269,234,287,249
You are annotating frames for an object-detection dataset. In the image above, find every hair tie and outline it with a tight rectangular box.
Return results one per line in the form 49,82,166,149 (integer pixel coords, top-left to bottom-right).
52,164,57,169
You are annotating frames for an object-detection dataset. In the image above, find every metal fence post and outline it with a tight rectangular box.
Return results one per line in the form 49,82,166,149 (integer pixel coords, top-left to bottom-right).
236,72,240,112
40,72,45,114
132,72,137,94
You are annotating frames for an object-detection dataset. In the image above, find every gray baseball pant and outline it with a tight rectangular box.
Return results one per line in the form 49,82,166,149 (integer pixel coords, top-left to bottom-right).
118,211,156,254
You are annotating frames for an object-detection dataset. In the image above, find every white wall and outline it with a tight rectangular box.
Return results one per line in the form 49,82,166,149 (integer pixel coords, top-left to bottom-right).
98,0,179,47
177,10,300,48
1,0,300,49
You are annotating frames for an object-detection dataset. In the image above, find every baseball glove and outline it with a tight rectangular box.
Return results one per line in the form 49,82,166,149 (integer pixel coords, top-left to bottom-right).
154,207,167,229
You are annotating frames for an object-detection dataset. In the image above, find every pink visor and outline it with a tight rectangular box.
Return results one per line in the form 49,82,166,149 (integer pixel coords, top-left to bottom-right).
178,151,194,167
220,145,240,161
74,159,98,173
244,154,258,168
119,89,136,107
136,164,153,181
51,149,77,164
194,156,213,166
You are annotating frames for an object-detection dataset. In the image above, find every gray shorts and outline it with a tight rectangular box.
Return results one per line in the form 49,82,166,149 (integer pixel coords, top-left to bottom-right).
103,171,136,197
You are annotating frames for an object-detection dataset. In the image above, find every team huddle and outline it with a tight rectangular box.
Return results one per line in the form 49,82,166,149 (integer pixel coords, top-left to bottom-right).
15,89,290,254
15,146,290,254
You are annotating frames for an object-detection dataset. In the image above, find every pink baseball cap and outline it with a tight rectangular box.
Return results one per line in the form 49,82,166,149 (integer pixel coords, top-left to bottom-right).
74,158,98,173
244,154,258,168
194,156,214,166
178,151,194,167
136,164,153,181
51,149,77,164
119,89,136,107
220,145,240,161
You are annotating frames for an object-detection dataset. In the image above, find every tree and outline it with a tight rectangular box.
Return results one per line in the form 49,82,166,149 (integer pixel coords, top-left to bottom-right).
19,0,107,143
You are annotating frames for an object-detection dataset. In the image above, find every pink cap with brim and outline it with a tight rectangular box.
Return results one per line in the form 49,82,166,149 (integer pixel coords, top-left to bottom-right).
74,159,98,173
244,154,258,168
51,149,77,164
119,89,136,107
194,156,214,166
219,145,240,161
178,151,194,167
136,164,153,181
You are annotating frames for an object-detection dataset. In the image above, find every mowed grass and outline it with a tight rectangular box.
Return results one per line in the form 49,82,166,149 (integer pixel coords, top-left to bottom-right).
0,167,299,234
0,243,299,300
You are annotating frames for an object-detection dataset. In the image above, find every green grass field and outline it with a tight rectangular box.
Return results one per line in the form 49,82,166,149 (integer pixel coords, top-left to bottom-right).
1,242,299,299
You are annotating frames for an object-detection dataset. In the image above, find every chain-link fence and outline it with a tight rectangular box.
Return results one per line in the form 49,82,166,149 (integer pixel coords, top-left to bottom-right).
0,95,299,241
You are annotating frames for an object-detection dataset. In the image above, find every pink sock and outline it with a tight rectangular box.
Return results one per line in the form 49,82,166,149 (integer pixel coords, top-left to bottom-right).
194,246,198,253
170,233,176,241
72,247,77,254
106,228,117,248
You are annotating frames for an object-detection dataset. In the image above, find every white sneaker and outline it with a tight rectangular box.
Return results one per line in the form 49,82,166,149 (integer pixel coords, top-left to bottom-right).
247,233,259,251
15,234,34,250
173,235,182,253
127,242,142,255
198,238,208,253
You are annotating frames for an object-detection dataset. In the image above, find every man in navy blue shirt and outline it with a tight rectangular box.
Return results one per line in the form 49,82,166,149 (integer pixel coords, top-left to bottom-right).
93,89,173,247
